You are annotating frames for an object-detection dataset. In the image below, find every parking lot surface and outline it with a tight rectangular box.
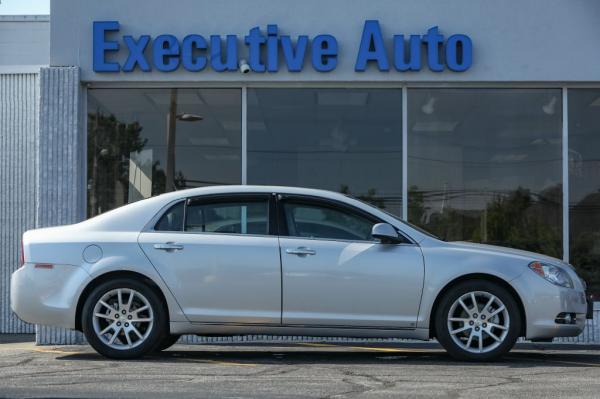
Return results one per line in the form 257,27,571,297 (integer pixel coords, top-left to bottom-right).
1,339,599,399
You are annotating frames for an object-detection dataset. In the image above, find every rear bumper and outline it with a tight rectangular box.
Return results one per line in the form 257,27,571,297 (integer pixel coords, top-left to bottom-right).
511,270,587,340
10,263,91,329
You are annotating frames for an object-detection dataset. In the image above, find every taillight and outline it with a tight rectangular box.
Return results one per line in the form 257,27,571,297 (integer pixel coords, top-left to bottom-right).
19,240,24,267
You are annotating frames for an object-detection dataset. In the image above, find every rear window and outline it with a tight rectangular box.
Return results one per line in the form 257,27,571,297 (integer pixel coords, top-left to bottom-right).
185,200,269,235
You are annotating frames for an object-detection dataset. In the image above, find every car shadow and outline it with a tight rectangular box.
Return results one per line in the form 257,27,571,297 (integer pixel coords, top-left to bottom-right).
55,344,600,368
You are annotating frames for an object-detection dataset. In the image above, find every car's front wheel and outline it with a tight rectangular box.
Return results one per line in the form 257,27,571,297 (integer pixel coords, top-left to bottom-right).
82,278,167,359
434,280,521,361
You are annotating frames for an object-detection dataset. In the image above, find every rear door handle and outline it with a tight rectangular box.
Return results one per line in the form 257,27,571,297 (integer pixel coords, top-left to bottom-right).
153,242,184,251
286,247,316,256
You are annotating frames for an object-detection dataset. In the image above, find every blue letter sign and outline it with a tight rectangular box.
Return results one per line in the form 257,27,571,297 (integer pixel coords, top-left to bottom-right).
93,21,120,72
92,21,472,74
355,20,390,71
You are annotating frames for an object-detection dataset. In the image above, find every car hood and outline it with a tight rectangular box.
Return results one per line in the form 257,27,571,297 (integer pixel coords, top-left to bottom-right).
447,241,566,266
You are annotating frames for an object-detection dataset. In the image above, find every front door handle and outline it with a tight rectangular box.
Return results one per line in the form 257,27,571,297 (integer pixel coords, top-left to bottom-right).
153,242,184,251
286,247,316,256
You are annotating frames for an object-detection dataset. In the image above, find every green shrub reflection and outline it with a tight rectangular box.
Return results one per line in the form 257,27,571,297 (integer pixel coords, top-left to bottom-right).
408,185,563,259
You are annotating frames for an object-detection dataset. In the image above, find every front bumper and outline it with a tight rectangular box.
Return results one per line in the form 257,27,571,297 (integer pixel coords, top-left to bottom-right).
10,263,91,329
511,269,587,340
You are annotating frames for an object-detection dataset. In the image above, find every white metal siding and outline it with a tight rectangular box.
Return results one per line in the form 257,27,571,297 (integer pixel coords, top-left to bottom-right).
0,72,39,334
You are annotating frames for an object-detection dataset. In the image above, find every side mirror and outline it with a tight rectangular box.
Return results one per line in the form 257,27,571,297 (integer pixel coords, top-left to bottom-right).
371,223,402,244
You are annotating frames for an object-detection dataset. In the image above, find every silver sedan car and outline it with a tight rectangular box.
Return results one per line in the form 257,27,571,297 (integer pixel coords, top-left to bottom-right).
11,186,588,361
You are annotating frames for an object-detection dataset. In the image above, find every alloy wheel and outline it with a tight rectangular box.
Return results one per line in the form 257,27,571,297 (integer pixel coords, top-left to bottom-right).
446,290,510,354
92,288,154,350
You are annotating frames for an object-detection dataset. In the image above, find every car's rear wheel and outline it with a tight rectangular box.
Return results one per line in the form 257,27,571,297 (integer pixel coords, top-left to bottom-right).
82,278,166,359
434,280,521,361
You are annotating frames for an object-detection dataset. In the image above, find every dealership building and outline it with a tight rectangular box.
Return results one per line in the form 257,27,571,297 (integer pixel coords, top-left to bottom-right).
1,0,599,344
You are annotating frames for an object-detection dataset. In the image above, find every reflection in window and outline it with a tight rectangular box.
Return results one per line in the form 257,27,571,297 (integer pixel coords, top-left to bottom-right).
283,202,374,241
247,89,403,215
408,89,563,258
569,89,600,297
185,200,269,235
87,89,241,216
155,201,185,232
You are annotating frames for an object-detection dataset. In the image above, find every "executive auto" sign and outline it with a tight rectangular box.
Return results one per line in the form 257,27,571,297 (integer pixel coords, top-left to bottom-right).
93,20,472,74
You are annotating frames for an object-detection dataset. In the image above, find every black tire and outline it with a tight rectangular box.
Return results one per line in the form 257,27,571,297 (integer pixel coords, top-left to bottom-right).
82,278,167,359
155,334,181,352
434,279,522,361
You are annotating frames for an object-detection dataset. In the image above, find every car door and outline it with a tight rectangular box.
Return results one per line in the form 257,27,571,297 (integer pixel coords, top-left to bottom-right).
138,194,281,325
278,195,424,329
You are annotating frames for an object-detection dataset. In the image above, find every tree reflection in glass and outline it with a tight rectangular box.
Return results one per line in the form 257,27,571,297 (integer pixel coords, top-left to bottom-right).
87,89,242,217
408,88,563,258
87,112,147,217
569,89,600,297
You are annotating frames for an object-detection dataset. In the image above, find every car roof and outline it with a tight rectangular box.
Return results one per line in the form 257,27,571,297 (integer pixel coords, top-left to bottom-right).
157,185,352,201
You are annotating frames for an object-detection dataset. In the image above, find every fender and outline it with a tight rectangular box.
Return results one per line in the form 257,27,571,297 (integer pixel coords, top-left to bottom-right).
79,237,188,323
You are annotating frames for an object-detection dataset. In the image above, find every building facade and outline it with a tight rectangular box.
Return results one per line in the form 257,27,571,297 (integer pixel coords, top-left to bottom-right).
1,0,600,343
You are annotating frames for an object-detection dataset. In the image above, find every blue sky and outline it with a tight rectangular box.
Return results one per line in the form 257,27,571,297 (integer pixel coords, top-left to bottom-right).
0,0,49,15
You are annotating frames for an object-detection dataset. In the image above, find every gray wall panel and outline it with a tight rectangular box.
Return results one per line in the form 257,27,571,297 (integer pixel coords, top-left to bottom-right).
0,73,38,334
35,66,85,344
51,0,600,83
0,16,49,67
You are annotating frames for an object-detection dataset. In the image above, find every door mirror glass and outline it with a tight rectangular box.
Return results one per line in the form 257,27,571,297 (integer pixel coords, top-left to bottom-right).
371,223,401,243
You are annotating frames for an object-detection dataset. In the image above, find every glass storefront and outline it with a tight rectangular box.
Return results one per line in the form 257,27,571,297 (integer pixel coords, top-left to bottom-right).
569,89,600,296
247,88,403,215
87,89,241,216
86,87,599,295
408,89,563,258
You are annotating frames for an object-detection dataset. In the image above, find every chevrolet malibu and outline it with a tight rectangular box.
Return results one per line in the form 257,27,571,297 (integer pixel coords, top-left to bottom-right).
11,186,588,360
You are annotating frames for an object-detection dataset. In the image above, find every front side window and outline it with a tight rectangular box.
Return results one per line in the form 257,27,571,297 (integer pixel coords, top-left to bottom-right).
283,201,375,241
185,199,269,235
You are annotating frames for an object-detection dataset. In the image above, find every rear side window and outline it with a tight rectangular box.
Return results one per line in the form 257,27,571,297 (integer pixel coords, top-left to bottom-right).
185,199,269,235
155,201,184,231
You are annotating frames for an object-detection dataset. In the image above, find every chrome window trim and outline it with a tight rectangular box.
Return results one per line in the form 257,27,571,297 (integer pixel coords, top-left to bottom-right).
279,234,419,246
142,229,277,240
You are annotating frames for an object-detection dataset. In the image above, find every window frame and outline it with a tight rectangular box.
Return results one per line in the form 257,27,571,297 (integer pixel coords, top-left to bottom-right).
276,194,412,244
185,193,274,236
149,193,277,237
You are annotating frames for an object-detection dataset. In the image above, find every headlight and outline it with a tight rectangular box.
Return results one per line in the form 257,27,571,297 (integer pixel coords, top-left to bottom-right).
528,261,574,289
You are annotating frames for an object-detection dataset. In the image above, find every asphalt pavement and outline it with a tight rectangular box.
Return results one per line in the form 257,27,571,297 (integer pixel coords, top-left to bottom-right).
0,337,599,398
